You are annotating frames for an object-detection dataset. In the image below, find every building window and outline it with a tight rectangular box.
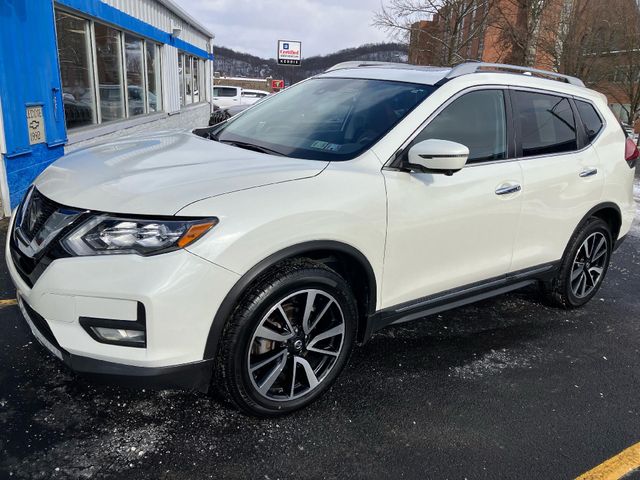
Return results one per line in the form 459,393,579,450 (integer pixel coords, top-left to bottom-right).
55,9,164,130
193,58,200,103
146,42,162,112
95,22,125,123
55,11,97,128
178,53,185,107
178,53,206,107
185,55,193,104
124,33,145,117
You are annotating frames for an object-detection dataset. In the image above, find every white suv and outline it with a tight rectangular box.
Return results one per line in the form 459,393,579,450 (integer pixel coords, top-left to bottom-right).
6,62,637,416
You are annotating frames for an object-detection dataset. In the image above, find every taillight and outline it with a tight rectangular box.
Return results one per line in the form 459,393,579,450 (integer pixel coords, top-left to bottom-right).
625,137,639,167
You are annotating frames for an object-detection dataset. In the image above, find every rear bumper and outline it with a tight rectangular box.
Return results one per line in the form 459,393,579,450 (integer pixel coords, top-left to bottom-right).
18,295,213,392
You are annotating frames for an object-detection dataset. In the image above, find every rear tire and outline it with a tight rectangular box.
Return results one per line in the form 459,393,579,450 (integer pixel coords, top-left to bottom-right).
544,217,612,308
214,259,357,417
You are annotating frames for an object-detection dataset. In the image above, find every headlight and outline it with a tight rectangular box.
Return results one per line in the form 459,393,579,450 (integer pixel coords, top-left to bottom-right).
62,215,218,256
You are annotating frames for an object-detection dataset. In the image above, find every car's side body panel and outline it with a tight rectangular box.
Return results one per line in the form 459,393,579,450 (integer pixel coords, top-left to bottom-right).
381,161,523,307
181,151,388,310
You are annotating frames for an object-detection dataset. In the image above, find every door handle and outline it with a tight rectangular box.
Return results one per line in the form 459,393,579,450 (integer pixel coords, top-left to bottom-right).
579,167,598,178
495,183,522,195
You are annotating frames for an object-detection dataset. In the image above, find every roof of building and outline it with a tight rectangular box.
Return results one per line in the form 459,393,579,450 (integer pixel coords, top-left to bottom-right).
156,0,214,39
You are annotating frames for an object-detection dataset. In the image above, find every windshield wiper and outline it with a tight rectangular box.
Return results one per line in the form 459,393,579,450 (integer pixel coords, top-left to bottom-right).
219,140,285,156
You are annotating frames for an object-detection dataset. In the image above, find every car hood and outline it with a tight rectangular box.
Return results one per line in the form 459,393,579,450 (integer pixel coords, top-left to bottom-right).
35,131,328,215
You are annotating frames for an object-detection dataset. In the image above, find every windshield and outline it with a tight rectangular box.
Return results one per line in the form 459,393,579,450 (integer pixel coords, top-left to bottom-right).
212,77,436,160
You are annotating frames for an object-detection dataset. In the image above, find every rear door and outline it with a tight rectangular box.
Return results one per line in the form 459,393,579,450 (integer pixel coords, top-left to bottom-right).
509,89,605,272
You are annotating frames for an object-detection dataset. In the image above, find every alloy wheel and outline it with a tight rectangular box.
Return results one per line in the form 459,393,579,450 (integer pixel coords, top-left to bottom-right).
247,289,346,401
570,231,609,299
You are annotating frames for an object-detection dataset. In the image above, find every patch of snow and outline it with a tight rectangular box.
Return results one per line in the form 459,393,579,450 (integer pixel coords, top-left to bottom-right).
450,347,541,380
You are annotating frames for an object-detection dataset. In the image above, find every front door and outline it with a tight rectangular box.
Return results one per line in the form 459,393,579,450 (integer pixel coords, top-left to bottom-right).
381,88,523,308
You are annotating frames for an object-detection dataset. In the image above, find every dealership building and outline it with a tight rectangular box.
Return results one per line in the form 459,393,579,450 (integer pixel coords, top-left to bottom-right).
0,0,215,217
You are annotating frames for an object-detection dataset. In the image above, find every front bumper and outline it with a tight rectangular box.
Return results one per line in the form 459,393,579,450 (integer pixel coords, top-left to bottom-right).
18,295,214,391
6,213,240,388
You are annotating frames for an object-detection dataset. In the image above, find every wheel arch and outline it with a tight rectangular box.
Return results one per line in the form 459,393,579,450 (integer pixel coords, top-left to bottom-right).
582,202,622,242
202,241,378,361
563,202,622,259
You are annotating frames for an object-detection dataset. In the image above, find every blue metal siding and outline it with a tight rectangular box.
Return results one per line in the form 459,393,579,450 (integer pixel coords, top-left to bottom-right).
0,0,67,207
0,0,213,209
57,0,214,60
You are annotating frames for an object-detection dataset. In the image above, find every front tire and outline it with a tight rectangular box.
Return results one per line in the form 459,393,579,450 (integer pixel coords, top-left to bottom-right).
545,217,612,308
214,259,357,417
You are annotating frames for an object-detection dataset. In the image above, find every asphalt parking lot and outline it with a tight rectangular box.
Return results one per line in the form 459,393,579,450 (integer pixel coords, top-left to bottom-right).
1,176,639,480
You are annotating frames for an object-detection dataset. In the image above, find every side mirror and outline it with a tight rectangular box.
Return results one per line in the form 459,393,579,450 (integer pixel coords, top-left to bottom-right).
406,139,469,175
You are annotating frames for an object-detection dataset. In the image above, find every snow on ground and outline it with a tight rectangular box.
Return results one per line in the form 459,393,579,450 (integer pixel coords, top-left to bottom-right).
449,347,543,380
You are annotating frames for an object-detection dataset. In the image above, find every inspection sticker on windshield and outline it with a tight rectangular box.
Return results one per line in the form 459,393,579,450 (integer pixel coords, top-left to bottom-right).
310,140,341,151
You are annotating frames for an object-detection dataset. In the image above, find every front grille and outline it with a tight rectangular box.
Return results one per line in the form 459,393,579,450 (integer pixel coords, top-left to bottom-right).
9,188,83,287
19,189,59,242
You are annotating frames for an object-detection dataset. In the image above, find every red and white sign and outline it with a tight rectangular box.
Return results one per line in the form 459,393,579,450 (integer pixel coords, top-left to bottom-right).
271,79,285,90
277,40,301,66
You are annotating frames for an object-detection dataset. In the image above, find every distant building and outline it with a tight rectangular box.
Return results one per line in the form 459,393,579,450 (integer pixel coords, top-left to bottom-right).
407,0,639,130
0,0,215,216
213,76,275,93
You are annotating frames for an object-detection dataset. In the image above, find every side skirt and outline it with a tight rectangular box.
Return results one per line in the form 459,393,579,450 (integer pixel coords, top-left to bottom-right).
363,262,559,342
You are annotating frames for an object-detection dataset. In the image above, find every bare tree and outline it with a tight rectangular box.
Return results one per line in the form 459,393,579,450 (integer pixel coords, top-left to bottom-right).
534,0,608,79
373,0,494,66
594,0,640,126
491,0,551,66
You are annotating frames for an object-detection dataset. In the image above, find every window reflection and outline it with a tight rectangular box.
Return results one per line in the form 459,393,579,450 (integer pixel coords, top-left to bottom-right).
95,22,124,122
146,43,162,112
125,34,145,117
193,58,200,103
179,53,185,107
55,11,96,129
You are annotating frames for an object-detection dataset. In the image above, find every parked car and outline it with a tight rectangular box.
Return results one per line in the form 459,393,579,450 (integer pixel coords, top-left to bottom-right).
62,92,93,129
212,85,269,108
7,62,637,417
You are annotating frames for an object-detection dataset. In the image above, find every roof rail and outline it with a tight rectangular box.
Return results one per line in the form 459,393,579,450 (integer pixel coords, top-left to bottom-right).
444,62,585,87
326,61,406,72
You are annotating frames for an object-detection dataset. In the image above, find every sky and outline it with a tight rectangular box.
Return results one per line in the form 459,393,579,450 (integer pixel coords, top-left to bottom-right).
176,0,393,58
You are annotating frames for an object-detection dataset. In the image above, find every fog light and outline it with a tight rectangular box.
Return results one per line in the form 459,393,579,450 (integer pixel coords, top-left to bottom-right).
79,302,147,348
91,327,145,345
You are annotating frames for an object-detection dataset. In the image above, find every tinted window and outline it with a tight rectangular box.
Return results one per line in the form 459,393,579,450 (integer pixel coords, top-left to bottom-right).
213,78,435,161
576,100,603,143
515,91,577,157
411,90,507,163
214,87,237,97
